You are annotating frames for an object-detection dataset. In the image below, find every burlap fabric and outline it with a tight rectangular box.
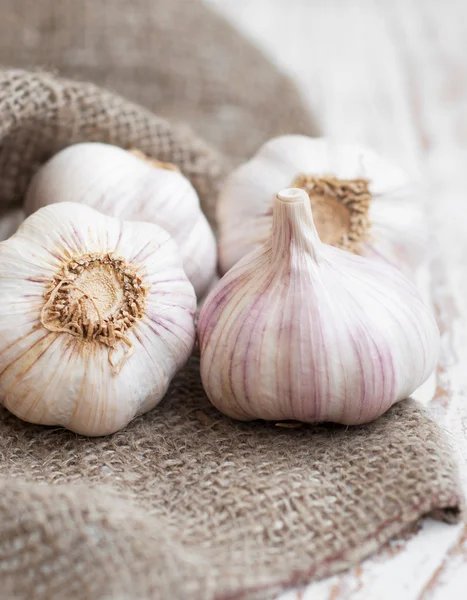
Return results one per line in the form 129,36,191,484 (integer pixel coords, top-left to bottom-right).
0,0,316,165
0,1,463,598
0,357,462,600
0,69,224,225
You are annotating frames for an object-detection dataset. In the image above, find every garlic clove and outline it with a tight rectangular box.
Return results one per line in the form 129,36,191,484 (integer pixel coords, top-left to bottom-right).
199,187,439,425
24,142,217,297
217,135,427,275
0,202,196,436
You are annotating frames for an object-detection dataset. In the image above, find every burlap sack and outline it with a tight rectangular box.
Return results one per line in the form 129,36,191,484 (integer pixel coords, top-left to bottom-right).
0,0,316,165
0,1,463,598
0,69,225,225
0,354,462,600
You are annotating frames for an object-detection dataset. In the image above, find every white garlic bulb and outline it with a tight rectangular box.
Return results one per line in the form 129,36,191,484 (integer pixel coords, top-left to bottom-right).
25,143,217,297
0,202,196,436
218,135,427,275
199,188,439,425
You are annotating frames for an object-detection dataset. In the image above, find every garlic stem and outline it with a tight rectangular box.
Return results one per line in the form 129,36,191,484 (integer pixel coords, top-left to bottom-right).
272,187,322,264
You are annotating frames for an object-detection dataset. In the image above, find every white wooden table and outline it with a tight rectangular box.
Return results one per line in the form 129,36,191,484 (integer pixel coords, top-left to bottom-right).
209,1,467,597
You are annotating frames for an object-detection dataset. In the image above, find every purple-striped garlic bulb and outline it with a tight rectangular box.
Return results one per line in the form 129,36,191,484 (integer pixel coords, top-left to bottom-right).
198,188,439,425
0,203,196,436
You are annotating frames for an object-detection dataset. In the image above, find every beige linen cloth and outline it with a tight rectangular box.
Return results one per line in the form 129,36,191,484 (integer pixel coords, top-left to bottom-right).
0,1,462,599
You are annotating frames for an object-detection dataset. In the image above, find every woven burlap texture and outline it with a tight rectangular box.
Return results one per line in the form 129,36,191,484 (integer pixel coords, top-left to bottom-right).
0,356,462,600
0,69,225,224
0,0,316,166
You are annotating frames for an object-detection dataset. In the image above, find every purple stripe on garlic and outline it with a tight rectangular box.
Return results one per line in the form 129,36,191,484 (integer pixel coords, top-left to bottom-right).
198,188,439,425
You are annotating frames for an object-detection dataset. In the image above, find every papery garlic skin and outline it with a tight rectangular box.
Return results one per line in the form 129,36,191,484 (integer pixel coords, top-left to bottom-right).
218,135,427,275
25,143,217,297
0,203,196,436
199,188,439,425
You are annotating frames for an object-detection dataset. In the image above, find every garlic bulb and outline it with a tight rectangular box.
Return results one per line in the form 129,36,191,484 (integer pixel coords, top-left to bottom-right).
25,143,216,297
199,188,439,425
0,202,196,436
218,135,427,275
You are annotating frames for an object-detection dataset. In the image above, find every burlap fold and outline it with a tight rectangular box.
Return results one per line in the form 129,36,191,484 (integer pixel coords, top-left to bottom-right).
0,69,225,224
0,358,462,600
0,0,316,165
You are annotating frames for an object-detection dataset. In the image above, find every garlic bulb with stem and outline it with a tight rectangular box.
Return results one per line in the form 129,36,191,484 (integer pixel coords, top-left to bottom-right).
0,202,196,436
199,188,439,425
25,142,217,297
217,135,427,275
